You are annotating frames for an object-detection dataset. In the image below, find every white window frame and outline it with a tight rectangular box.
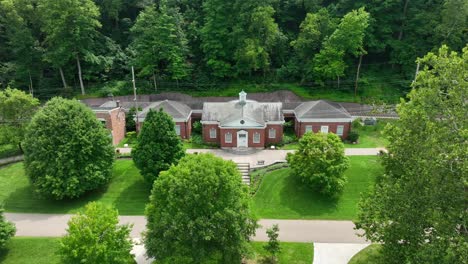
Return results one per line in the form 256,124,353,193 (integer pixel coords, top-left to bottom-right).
305,125,313,133
336,125,344,136
209,128,217,139
175,125,181,136
320,125,329,134
225,132,232,143
268,128,276,138
253,132,260,143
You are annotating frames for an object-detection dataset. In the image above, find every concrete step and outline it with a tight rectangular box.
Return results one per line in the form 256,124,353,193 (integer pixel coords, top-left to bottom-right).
236,162,250,185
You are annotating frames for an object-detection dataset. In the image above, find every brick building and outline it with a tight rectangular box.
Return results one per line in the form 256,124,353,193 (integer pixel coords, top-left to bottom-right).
92,105,126,145
89,91,353,149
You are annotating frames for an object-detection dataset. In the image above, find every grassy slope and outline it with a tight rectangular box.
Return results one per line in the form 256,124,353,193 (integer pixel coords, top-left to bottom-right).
249,242,313,264
252,156,382,220
344,120,392,148
0,237,61,264
348,244,384,264
0,160,150,215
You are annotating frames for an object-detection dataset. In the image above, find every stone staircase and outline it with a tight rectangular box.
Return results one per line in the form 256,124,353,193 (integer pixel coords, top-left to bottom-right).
236,162,250,185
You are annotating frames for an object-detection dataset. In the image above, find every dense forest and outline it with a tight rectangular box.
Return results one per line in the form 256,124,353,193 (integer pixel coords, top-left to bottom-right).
0,0,466,100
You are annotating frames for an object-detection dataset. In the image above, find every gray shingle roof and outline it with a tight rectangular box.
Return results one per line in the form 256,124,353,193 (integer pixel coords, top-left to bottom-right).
137,100,191,121
202,100,283,126
294,100,351,119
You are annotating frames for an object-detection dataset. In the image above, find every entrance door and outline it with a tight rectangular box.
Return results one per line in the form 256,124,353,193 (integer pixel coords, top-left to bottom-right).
320,125,329,133
237,130,248,148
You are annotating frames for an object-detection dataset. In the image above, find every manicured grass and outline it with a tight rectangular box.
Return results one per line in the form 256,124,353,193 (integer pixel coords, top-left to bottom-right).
348,244,384,264
0,159,150,215
252,156,382,220
249,242,313,264
0,237,61,264
344,120,393,148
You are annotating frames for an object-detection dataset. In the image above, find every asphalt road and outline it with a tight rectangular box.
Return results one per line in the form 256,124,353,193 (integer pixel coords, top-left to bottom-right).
5,213,367,243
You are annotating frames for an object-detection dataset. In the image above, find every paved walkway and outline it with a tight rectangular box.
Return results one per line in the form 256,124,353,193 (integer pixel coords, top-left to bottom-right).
6,213,369,263
313,243,369,264
116,148,385,168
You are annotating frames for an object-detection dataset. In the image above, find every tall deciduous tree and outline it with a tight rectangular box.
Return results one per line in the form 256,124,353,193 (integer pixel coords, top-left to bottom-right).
0,88,40,152
291,8,335,82
59,202,134,264
313,8,369,86
200,0,235,78
131,2,190,88
38,0,101,94
23,97,115,199
132,109,184,183
287,132,350,197
355,45,468,264
145,153,257,263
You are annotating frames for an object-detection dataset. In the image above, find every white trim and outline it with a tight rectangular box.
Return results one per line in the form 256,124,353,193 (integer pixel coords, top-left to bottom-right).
298,118,352,122
220,125,266,129
320,126,329,133
237,130,248,148
201,121,220,125
305,125,313,133
266,121,286,125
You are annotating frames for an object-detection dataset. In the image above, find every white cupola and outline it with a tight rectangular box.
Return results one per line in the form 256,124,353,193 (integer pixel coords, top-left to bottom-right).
239,90,247,105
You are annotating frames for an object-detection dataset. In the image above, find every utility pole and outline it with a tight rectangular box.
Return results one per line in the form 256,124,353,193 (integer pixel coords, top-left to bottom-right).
132,66,140,134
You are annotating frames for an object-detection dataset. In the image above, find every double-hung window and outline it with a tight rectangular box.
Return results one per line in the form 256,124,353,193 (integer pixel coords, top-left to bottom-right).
253,132,260,143
268,128,276,138
225,132,232,143
305,125,313,133
336,125,344,136
175,125,181,136
320,125,329,134
209,128,217,138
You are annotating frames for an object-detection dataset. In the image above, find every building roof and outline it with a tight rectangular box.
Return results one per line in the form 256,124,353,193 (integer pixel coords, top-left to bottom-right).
137,100,191,122
202,99,284,128
294,100,352,120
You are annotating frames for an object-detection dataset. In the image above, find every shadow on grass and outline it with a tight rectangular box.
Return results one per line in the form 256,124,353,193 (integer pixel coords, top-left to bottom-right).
0,247,8,263
278,171,339,218
3,183,108,214
114,179,151,215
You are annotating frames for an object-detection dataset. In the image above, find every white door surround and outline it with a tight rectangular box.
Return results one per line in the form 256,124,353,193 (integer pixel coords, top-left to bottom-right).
237,130,248,148
320,125,329,133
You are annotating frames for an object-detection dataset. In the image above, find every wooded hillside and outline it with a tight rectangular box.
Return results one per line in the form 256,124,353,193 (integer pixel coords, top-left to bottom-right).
0,0,466,99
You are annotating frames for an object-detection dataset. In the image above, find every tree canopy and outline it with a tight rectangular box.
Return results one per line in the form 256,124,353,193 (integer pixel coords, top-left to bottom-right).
0,206,15,249
59,202,134,264
287,132,350,197
355,45,468,264
132,108,184,183
145,153,257,263
23,97,115,200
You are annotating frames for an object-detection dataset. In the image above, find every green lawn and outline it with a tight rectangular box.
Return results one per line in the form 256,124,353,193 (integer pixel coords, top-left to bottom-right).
249,242,313,264
252,156,382,220
0,237,61,264
0,159,150,215
344,120,393,148
348,244,384,264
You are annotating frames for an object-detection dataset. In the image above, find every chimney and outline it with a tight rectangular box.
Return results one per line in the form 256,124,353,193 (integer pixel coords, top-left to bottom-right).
239,90,247,106
116,100,120,108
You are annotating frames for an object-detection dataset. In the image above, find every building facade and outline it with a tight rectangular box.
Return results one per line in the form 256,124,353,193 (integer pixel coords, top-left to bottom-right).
92,106,126,145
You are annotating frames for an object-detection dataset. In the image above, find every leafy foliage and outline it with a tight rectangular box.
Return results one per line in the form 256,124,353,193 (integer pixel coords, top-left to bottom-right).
144,153,257,263
23,97,115,200
287,132,350,197
0,88,39,150
355,45,468,264
262,224,281,264
132,109,184,183
59,202,134,264
0,206,16,249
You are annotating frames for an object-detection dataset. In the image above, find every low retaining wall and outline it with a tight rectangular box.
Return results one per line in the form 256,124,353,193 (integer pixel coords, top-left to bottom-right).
0,155,24,166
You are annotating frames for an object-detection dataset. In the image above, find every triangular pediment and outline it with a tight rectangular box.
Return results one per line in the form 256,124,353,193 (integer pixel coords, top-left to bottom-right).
220,117,264,128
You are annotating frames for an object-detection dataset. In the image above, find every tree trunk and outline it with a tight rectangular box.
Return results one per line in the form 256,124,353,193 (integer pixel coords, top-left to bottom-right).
337,75,340,89
29,71,34,97
18,142,23,154
355,54,363,99
398,0,410,41
59,67,68,89
76,55,85,95
152,73,158,92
